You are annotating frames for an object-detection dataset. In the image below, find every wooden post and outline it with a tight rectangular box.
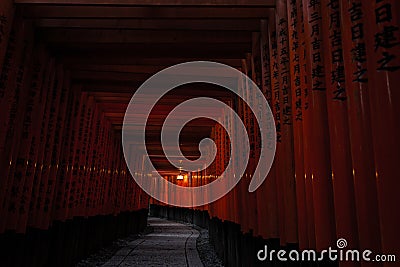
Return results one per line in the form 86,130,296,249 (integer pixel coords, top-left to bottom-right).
286,0,309,249
41,70,71,229
319,0,360,256
275,0,298,245
302,0,336,250
362,0,400,261
3,19,35,232
33,64,63,229
258,19,279,240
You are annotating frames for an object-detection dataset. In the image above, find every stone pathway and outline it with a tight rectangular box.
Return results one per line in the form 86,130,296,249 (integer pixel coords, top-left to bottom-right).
102,217,203,267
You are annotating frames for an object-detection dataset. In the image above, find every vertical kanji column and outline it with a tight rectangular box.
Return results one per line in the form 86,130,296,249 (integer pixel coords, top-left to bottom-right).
286,0,308,249
321,0,359,253
302,0,336,250
276,0,298,245
339,0,382,261
296,0,316,249
258,19,279,241
268,13,287,245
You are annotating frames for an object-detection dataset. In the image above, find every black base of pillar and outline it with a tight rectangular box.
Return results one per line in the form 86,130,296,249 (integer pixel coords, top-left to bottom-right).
0,209,148,267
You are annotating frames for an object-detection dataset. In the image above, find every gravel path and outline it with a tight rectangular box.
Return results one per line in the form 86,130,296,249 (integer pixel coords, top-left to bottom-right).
76,217,223,267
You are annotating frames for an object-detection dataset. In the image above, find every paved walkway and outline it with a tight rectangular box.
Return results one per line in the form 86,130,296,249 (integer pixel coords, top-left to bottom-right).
102,217,203,267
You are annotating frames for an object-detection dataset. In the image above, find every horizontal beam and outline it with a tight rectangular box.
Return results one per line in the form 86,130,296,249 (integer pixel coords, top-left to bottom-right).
34,18,261,31
72,70,241,84
21,6,271,19
90,88,232,100
70,64,168,74
52,43,251,59
39,29,251,44
71,70,152,82
16,0,274,6
64,57,243,67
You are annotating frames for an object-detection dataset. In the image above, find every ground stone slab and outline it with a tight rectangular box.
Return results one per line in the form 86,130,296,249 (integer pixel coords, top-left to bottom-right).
101,217,203,267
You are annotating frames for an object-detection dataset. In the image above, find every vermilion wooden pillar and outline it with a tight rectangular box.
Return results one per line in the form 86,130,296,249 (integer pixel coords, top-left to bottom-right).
320,0,359,256
104,129,116,215
267,13,287,245
339,0,382,264
111,135,121,213
85,105,101,217
362,0,400,262
16,44,49,233
17,49,52,232
230,85,240,225
67,91,87,219
100,120,112,215
286,0,308,249
33,64,63,229
276,0,298,246
60,86,83,220
0,13,26,233
243,55,259,235
237,62,250,233
250,36,265,237
83,96,95,216
27,58,56,228
2,19,35,233
111,136,121,215
97,114,108,214
41,70,72,229
76,95,95,217
78,96,94,217
258,19,279,240
95,114,109,214
52,87,79,222
302,0,336,250
295,0,316,249
96,116,108,215
215,123,224,221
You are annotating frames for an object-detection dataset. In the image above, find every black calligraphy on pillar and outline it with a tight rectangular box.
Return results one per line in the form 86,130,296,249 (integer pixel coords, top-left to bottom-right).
260,22,272,103
289,0,303,121
271,30,282,143
374,0,400,72
278,17,292,126
298,0,309,112
308,0,326,91
327,0,346,101
348,1,368,83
